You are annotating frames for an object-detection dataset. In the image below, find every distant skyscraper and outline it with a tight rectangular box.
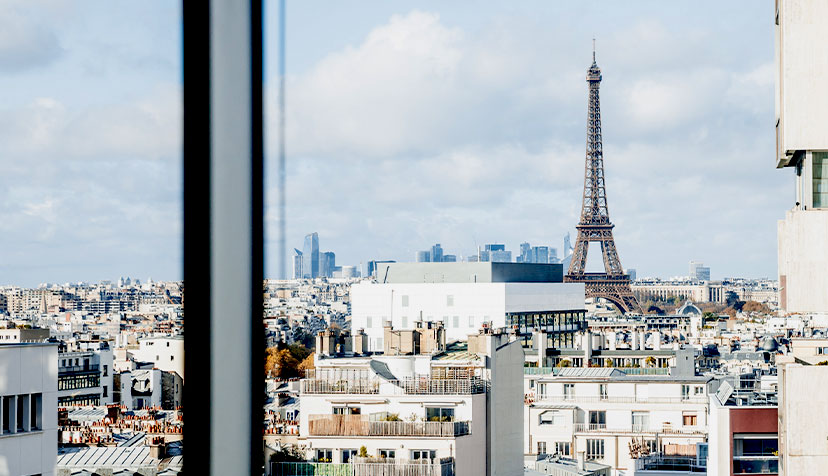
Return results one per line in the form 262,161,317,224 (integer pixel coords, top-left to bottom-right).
531,246,549,264
563,233,573,258
292,248,303,279
549,247,558,263
626,268,637,282
302,232,319,278
320,251,336,278
689,261,710,281
416,251,431,262
442,254,457,262
519,242,531,263
431,244,443,263
490,250,512,263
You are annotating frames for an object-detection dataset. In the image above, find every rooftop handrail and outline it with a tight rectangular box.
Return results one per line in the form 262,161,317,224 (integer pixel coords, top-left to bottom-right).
308,414,470,437
535,394,707,404
572,423,706,435
301,377,486,395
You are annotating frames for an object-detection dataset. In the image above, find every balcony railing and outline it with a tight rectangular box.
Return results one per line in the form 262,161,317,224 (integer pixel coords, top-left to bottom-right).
301,378,486,395
572,423,706,435
308,415,470,437
536,395,707,404
272,458,454,476
523,367,670,376
636,454,706,473
58,364,100,375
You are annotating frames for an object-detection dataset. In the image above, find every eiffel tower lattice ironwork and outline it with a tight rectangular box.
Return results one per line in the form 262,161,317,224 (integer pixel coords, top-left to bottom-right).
565,46,641,314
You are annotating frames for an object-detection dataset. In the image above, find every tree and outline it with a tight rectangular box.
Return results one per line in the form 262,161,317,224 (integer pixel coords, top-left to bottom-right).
557,359,571,368
605,359,613,368
644,356,656,368
270,444,306,463
647,305,665,316
359,446,368,458
297,353,315,377
265,347,301,379
817,361,828,366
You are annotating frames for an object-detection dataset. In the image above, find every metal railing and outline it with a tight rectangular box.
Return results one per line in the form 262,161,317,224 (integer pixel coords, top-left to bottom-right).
301,378,486,395
573,423,706,435
308,415,470,437
272,458,454,476
523,367,670,376
536,395,707,404
635,454,706,472
58,364,100,375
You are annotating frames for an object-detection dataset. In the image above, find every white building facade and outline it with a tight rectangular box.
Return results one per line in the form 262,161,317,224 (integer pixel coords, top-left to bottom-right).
0,343,58,476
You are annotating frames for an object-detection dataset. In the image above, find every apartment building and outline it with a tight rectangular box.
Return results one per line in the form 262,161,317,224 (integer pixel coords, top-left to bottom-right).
290,326,524,476
58,341,114,407
524,368,710,474
130,335,185,381
0,342,58,476
708,382,778,476
351,262,586,350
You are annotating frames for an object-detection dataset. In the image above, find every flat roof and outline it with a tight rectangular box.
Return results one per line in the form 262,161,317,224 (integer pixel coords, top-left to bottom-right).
377,262,563,284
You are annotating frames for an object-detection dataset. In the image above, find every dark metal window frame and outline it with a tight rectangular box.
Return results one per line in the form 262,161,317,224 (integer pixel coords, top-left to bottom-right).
183,1,264,474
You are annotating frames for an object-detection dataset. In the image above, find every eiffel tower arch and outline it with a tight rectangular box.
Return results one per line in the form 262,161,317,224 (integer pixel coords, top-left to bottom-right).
564,47,641,314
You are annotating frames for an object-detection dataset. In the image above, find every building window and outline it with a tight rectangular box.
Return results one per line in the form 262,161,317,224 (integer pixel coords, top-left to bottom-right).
315,449,332,462
446,295,454,306
366,316,372,328
599,384,608,400
814,152,828,208
632,411,650,432
401,316,408,328
171,356,174,361
411,450,436,460
586,439,605,460
342,449,357,463
681,384,690,400
16,395,26,432
468,316,474,327
103,386,108,397
555,441,571,456
30,394,42,431
379,449,395,459
694,385,704,395
401,295,409,307
2,396,11,434
589,411,606,429
564,383,575,399
537,441,547,455
103,365,108,377
683,413,697,426
453,316,459,328
733,435,778,474
426,407,455,422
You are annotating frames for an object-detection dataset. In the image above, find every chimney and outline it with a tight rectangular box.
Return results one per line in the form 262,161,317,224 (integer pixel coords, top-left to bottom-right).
582,331,592,367
577,451,586,471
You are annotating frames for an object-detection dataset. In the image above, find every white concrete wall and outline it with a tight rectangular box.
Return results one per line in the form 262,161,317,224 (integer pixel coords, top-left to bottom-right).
0,344,58,476
132,336,185,380
779,364,828,475
777,0,828,156
778,209,828,313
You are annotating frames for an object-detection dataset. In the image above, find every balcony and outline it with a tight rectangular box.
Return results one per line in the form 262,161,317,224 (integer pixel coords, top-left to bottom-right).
636,454,706,473
272,458,455,476
301,378,486,395
535,395,707,405
308,415,470,438
572,423,706,435
58,364,99,376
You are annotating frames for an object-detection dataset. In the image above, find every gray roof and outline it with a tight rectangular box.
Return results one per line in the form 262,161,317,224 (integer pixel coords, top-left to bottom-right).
57,447,158,470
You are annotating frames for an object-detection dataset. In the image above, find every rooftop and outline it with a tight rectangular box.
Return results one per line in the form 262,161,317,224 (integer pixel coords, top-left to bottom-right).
376,262,563,284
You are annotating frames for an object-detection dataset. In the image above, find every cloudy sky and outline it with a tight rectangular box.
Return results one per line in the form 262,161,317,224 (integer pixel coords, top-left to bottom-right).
0,1,785,286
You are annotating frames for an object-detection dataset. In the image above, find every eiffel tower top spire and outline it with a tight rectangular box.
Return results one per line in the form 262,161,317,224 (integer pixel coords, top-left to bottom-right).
592,37,596,63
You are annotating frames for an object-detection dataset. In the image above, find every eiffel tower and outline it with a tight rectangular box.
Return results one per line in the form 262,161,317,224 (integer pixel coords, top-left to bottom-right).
565,45,640,314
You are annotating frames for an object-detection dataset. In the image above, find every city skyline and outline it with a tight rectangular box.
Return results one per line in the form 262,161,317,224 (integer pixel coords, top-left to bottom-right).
1,1,783,287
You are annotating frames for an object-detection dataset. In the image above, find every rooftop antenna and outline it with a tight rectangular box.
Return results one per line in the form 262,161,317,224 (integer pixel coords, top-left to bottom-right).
592,37,596,63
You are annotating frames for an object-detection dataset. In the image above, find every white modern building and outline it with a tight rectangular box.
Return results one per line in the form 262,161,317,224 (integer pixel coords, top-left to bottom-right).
351,262,586,350
131,335,185,380
775,0,828,314
292,327,524,476
0,342,58,476
524,368,710,475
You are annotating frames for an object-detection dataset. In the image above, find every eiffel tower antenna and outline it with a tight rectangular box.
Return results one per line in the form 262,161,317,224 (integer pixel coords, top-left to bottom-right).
564,50,641,314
